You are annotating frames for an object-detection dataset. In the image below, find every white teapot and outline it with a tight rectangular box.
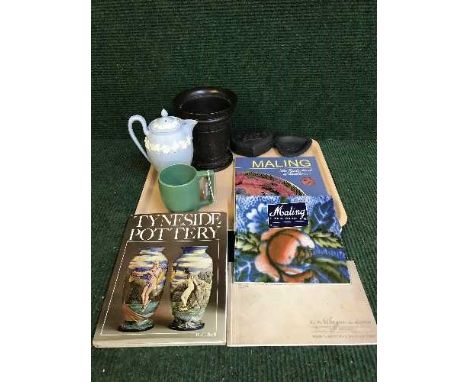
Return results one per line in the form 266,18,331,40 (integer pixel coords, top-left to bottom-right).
128,109,197,172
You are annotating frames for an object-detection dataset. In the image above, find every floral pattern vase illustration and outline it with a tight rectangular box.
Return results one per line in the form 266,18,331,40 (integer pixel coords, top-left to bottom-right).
169,246,213,331
119,248,168,332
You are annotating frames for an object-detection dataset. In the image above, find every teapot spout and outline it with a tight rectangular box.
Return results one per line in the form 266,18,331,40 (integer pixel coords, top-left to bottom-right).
182,119,198,135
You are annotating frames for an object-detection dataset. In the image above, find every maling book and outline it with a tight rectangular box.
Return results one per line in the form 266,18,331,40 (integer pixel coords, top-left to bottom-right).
234,156,328,197
93,212,228,347
234,195,349,283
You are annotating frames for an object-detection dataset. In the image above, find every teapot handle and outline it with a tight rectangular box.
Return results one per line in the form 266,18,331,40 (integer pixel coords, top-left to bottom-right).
128,115,150,161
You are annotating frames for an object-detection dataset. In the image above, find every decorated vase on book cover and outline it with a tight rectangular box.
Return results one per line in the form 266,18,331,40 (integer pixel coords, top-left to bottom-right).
119,248,168,332
169,246,213,331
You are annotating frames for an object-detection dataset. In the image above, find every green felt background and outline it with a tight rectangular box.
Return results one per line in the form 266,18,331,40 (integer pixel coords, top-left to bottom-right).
92,0,376,140
92,1,376,380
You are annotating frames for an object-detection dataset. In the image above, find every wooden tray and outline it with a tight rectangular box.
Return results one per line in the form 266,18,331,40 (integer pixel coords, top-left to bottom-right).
135,139,347,229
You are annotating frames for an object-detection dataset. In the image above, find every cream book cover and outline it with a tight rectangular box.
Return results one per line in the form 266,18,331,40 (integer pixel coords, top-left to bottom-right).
227,261,376,346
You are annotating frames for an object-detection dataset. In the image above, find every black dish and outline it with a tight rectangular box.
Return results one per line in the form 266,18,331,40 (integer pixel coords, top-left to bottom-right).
274,135,312,157
231,131,274,157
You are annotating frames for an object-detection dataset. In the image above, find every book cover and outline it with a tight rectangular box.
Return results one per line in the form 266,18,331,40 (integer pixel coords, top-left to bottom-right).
234,195,349,283
227,261,377,346
93,212,227,347
234,156,328,197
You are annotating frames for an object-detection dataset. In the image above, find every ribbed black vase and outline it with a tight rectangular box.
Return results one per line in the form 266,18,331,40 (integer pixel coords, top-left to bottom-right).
173,87,237,171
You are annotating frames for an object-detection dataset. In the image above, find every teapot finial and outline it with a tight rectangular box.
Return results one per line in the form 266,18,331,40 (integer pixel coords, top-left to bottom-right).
161,109,168,117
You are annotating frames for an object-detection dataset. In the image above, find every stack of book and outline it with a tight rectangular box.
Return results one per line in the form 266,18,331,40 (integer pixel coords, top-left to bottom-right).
229,155,376,346
93,141,376,347
233,156,349,284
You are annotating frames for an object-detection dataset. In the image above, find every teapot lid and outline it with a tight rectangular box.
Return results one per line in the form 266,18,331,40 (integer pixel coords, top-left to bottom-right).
149,109,179,131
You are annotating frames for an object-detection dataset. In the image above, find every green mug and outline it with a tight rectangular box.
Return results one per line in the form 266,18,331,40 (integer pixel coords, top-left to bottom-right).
158,163,215,212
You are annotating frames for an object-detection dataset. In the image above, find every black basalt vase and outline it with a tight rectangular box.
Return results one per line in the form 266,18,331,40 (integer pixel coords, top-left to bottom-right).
173,87,237,171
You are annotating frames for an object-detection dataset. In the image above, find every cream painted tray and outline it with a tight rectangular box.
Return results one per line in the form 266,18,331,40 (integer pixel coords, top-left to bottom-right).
135,139,347,229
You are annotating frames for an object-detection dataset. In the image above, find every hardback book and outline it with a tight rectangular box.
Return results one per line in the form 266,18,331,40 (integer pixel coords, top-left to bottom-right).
234,156,328,197
227,261,377,346
234,195,349,283
93,212,227,347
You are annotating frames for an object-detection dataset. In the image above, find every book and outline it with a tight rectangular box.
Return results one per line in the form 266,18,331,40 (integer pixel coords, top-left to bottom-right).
234,156,328,197
93,212,228,347
234,195,349,283
227,261,377,346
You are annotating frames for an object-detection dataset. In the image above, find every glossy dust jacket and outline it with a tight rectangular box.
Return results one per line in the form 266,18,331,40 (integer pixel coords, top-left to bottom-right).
93,212,227,347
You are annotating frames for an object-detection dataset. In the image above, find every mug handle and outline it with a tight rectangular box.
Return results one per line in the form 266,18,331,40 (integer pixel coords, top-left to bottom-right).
128,115,150,161
197,170,215,207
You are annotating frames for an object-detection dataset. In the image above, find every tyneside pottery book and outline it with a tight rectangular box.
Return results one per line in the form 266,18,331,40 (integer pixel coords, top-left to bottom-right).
234,156,328,197
234,195,349,283
93,212,227,348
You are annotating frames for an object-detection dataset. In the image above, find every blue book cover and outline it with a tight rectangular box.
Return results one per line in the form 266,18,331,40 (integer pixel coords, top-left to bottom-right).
234,195,349,283
234,156,328,197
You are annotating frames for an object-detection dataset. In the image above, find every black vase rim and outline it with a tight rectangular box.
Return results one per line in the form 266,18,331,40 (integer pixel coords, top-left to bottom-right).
173,86,237,122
